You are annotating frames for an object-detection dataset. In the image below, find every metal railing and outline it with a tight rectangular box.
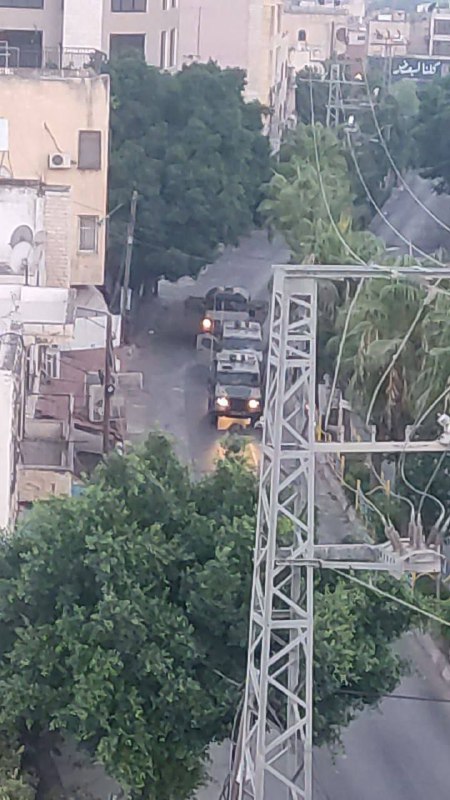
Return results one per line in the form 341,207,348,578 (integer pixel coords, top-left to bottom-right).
0,42,106,73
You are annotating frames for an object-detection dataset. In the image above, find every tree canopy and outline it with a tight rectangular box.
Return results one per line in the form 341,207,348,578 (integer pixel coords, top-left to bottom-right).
413,74,450,191
258,123,384,265
106,58,271,293
0,435,419,798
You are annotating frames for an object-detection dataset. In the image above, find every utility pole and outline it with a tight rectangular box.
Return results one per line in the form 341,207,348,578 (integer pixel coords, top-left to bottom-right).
120,190,138,345
326,63,342,128
103,312,113,454
230,263,449,800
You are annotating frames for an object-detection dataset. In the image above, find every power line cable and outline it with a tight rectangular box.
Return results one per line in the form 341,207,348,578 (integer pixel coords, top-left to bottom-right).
346,131,447,268
337,688,450,704
309,75,367,267
331,569,450,628
361,66,450,236
345,133,447,427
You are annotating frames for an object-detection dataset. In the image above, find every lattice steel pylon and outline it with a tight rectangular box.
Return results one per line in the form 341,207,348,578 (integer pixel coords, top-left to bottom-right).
233,263,450,800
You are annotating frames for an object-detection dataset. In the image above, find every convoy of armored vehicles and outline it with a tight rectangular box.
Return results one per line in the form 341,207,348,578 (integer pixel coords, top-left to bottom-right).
185,285,267,431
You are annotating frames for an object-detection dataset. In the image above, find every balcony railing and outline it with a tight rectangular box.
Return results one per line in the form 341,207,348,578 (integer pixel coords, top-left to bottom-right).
0,43,106,74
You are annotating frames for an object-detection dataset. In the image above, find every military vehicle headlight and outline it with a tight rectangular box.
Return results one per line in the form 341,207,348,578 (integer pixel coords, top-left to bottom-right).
216,396,230,409
248,398,260,411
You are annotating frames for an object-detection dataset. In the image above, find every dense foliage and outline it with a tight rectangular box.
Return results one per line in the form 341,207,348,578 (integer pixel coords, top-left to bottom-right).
0,436,418,798
413,74,450,192
259,124,383,265
106,58,271,292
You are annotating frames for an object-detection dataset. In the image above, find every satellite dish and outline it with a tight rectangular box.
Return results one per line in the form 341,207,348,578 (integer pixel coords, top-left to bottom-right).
10,225,33,248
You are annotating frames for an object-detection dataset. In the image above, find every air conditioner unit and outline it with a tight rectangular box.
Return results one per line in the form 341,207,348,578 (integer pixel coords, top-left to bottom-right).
48,152,71,169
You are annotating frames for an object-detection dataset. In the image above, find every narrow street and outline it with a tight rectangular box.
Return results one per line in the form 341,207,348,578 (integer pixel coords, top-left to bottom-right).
123,218,450,798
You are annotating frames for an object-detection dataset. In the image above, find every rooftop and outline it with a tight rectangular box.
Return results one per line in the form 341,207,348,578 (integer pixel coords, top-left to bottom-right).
0,285,76,328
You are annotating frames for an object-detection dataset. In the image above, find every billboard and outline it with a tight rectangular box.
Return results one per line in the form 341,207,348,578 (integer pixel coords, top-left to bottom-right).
391,57,442,79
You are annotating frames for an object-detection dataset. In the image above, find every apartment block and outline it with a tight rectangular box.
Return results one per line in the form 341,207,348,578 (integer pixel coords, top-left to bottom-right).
0,0,179,70
0,70,109,286
179,0,296,151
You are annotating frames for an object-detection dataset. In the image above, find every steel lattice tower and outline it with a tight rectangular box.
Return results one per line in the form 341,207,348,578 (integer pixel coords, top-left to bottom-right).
238,268,317,800
233,264,449,800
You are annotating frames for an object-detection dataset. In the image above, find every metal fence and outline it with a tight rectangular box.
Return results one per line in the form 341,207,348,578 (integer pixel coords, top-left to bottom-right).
0,43,105,73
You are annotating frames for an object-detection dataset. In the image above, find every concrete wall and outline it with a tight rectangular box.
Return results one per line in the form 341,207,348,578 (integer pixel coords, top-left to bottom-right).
18,468,72,504
0,0,63,52
0,343,23,532
44,189,71,288
0,183,73,287
285,8,349,69
0,184,45,281
0,371,15,530
62,0,104,50
367,18,409,58
0,73,109,286
103,1,180,67
179,0,249,67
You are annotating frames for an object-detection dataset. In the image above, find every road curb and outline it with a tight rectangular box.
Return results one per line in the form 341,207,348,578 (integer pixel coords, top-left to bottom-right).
414,631,450,684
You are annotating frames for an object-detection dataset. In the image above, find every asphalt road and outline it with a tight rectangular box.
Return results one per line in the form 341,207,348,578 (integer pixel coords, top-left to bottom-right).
370,172,450,256
124,230,288,473
124,219,450,798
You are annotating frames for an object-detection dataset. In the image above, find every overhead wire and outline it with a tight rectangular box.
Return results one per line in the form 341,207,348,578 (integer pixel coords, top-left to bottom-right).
361,66,450,236
345,132,447,427
331,569,450,628
309,74,367,267
309,72,371,434
346,131,447,267
312,79,449,527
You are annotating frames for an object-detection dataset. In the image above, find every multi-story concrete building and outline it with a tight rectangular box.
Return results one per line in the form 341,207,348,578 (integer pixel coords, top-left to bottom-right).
427,7,450,59
284,0,366,76
0,69,109,286
0,0,179,70
367,10,409,59
179,0,295,150
285,4,350,73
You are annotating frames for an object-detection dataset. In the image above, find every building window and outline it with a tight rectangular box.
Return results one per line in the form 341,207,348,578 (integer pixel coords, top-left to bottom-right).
79,216,98,253
162,0,168,8
277,4,282,34
171,0,177,6
433,39,450,55
434,19,450,35
160,30,167,68
78,131,101,170
110,33,146,60
44,351,60,380
298,29,306,42
169,27,177,67
111,0,147,10
0,1,44,6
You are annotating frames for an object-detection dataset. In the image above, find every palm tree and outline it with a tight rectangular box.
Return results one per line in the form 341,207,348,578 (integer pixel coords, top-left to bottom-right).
329,275,450,440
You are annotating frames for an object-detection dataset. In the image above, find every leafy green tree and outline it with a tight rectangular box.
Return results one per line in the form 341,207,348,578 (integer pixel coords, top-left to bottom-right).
106,58,271,293
413,74,450,191
0,436,418,798
259,123,383,265
295,69,329,126
347,87,416,222
328,274,450,439
0,735,36,800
